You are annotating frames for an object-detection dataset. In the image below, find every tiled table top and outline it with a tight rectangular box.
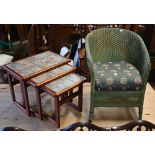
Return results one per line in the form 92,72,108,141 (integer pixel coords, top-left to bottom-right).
5,51,70,80
42,73,86,96
28,64,76,87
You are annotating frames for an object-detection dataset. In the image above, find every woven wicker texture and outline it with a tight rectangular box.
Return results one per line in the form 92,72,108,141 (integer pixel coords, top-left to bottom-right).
85,28,151,121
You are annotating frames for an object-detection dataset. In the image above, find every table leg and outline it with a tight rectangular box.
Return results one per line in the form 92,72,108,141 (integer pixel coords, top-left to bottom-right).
54,96,60,128
7,73,16,102
35,88,43,120
69,90,73,102
20,81,31,116
78,84,83,112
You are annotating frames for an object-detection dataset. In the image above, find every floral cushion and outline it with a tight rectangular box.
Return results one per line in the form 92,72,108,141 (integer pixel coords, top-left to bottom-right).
94,61,143,91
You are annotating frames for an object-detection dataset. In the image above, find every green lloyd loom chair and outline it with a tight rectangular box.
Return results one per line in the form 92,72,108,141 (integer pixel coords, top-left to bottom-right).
85,28,151,122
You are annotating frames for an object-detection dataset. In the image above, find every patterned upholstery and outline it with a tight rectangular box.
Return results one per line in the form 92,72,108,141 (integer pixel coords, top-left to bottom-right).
85,28,151,121
95,61,143,91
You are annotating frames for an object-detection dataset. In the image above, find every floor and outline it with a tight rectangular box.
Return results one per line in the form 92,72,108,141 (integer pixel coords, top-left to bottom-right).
0,82,155,131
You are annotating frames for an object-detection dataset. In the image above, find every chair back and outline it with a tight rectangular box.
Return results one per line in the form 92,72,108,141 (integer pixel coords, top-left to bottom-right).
86,28,148,70
60,120,155,131
111,120,155,131
60,122,110,131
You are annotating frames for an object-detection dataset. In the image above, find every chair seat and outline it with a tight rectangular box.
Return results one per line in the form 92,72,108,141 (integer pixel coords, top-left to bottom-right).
94,61,143,91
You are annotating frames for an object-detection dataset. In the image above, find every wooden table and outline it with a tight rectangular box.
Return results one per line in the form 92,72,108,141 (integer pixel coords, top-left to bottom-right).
38,73,86,127
27,64,76,119
3,51,70,116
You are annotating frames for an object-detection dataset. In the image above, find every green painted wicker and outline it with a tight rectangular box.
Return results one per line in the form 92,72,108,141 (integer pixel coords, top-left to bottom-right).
85,28,151,121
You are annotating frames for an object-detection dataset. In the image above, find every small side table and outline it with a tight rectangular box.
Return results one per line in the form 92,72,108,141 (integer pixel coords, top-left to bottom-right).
27,64,76,120
38,73,86,128
3,51,70,116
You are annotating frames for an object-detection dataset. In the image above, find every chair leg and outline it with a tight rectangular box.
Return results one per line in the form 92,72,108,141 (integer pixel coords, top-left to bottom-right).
88,100,94,123
139,95,145,120
88,113,93,123
138,106,143,120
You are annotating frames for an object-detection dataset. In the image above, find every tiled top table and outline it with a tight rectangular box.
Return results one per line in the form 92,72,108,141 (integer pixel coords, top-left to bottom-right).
42,73,86,96
4,51,70,80
39,73,86,127
27,64,76,87
27,64,76,119
3,51,71,116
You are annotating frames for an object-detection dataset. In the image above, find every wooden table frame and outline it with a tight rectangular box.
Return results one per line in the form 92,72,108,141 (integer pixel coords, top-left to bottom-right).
3,51,71,116
6,71,31,115
37,79,85,128
26,64,76,120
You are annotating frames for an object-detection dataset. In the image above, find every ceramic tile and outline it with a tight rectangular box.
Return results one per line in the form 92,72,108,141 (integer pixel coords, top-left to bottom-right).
31,54,64,68
7,63,42,77
45,73,85,93
6,51,69,78
31,65,73,84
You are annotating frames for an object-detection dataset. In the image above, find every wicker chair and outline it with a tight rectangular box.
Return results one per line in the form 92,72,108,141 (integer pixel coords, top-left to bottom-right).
85,28,151,122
